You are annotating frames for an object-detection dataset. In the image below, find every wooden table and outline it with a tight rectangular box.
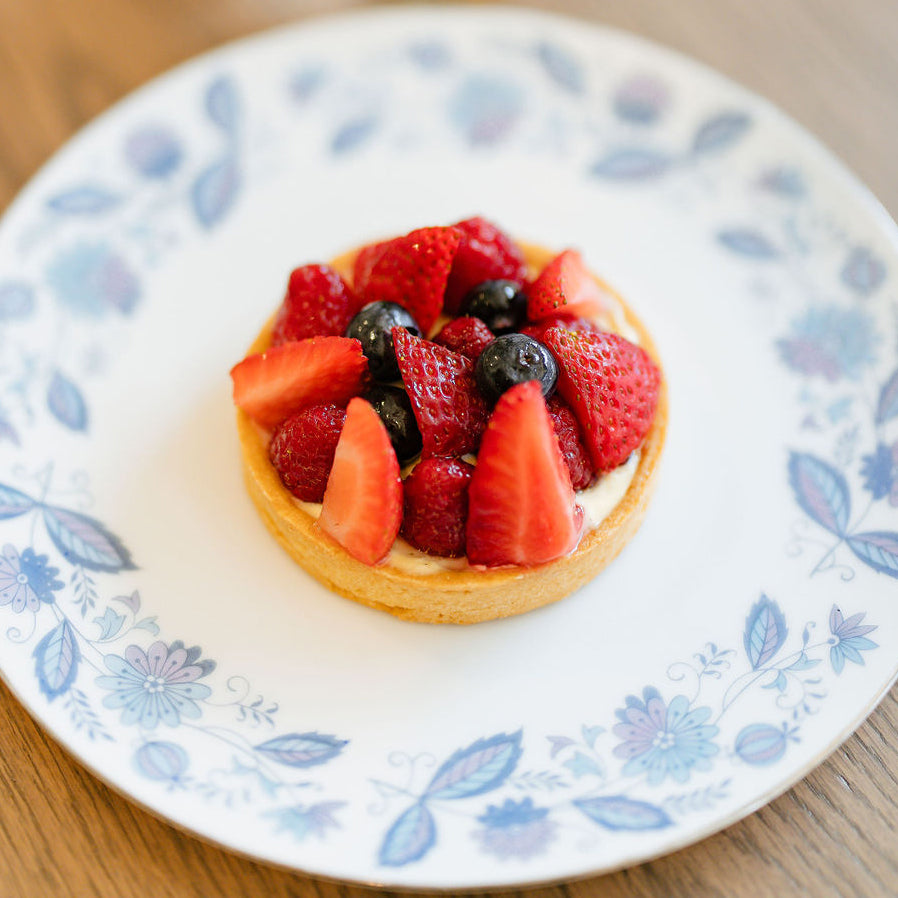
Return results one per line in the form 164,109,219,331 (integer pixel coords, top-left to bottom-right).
1,2,896,895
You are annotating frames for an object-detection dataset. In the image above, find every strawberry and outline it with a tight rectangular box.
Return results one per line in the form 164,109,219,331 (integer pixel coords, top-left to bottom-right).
432,316,495,360
231,336,369,429
269,404,346,502
352,240,389,293
542,328,661,472
361,226,461,333
392,327,489,458
317,397,402,565
444,217,528,314
467,381,582,567
527,249,609,322
401,458,474,557
270,264,359,346
546,396,596,491
520,315,606,344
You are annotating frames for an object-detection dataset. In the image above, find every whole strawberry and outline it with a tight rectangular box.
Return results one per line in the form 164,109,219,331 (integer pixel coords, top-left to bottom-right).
546,396,596,491
543,327,661,472
269,404,346,502
270,264,359,345
433,316,495,360
402,458,474,557
520,315,606,344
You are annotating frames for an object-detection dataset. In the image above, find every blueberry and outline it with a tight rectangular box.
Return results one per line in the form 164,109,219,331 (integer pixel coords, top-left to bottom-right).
346,301,420,381
364,384,422,464
475,334,558,404
461,280,526,334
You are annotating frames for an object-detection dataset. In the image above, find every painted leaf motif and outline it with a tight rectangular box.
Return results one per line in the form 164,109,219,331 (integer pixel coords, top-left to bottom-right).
93,606,125,640
846,532,898,578
46,185,120,215
0,483,34,519
330,116,378,155
191,156,241,229
33,619,80,701
254,732,347,767
743,595,788,669
590,148,672,180
378,802,435,867
424,730,523,800
205,76,240,133
787,452,850,536
42,506,134,572
573,795,672,831
875,368,898,425
536,41,584,94
717,228,779,259
840,246,886,297
0,281,35,321
47,371,88,432
691,112,751,154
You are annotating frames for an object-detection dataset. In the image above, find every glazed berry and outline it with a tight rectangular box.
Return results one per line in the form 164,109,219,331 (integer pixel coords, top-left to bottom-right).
346,301,420,382
475,333,558,404
433,316,494,360
402,458,474,558
461,279,526,334
268,404,346,502
364,384,423,464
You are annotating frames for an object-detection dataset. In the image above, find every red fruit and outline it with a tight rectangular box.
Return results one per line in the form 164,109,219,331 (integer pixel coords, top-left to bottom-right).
542,328,661,472
546,396,596,491
269,404,346,502
352,240,389,293
527,250,609,322
270,264,359,346
317,397,402,565
433,316,495,360
521,316,606,343
361,226,462,333
401,458,474,557
467,381,582,567
231,336,369,429
392,327,490,458
444,217,528,314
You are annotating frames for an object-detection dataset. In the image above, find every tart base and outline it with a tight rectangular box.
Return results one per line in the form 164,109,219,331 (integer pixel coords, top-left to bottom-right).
236,243,667,624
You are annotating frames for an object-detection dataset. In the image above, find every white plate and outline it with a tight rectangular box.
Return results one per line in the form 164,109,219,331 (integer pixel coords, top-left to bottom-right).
0,6,896,890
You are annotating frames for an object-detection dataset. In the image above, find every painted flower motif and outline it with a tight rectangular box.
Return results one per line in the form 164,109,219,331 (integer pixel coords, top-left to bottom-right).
472,798,557,861
860,442,898,505
124,126,183,179
613,687,719,785
448,74,524,146
613,74,670,124
46,241,141,318
777,305,880,382
0,544,64,613
265,802,344,841
96,640,215,729
828,606,878,674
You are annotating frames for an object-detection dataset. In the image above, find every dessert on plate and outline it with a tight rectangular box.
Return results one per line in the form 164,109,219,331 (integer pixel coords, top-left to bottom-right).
230,217,666,624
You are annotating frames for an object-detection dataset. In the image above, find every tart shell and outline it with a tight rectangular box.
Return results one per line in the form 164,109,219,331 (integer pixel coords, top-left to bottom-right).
236,243,667,624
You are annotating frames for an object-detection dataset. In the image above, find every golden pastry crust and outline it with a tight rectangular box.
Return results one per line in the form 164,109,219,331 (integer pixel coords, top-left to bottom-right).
236,243,667,624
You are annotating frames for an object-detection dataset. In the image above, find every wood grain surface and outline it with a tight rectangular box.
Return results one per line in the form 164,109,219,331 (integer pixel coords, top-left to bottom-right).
1,2,897,896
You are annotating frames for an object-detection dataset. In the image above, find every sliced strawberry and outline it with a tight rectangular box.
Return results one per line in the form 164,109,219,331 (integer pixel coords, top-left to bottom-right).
231,336,369,429
270,264,359,346
543,328,661,472
352,240,389,294
520,315,606,343
546,396,596,491
444,217,528,314
467,381,582,567
393,327,489,458
401,457,474,557
432,316,495,360
361,226,461,333
269,404,346,502
527,250,609,322
317,397,402,565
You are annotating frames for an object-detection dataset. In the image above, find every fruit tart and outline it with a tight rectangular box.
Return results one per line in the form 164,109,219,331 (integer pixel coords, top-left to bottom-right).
231,217,666,624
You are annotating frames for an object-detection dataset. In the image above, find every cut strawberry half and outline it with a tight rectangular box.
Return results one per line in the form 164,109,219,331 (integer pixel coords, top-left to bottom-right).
467,381,582,567
542,327,661,472
317,397,402,565
392,327,490,458
361,226,462,333
270,264,360,345
527,249,609,322
444,216,528,314
231,336,369,429
520,315,607,344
